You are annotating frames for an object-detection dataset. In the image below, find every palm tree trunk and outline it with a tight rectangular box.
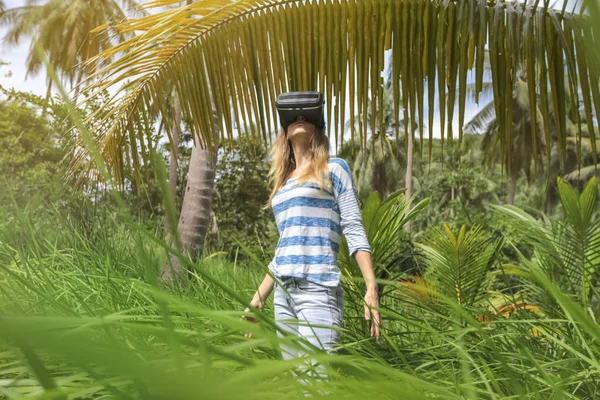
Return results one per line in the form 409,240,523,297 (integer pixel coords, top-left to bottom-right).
166,0,190,214
404,131,414,231
450,187,455,217
545,176,553,215
509,166,518,205
161,138,218,282
169,91,182,207
161,49,218,283
162,139,217,280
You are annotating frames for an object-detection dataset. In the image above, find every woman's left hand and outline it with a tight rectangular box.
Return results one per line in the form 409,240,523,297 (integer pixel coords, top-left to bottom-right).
364,289,381,340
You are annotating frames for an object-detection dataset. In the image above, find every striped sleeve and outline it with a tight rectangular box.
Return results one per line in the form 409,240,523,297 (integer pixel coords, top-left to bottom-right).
330,158,372,256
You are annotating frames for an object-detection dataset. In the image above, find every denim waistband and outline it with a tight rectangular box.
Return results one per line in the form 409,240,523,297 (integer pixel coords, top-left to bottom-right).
276,276,301,288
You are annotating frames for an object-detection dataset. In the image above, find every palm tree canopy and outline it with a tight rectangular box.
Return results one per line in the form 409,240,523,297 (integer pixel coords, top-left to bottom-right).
0,0,143,89
81,0,599,183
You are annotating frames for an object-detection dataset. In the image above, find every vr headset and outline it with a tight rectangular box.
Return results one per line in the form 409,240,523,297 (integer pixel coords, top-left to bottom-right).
276,91,325,130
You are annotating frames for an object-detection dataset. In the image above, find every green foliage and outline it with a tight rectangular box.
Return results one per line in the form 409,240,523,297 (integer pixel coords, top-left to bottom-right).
0,94,69,206
414,137,500,232
2,25,600,395
418,224,502,308
337,189,429,304
3,179,600,398
494,177,600,318
353,133,405,202
205,140,278,261
464,72,600,209
0,86,165,224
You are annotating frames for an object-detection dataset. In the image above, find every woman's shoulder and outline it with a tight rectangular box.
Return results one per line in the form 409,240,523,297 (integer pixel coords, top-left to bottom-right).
328,157,352,176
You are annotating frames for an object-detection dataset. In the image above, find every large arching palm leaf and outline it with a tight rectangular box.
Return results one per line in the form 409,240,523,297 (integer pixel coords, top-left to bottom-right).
81,0,599,183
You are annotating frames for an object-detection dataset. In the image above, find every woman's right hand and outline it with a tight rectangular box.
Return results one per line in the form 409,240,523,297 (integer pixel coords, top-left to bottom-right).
242,273,275,338
243,297,264,338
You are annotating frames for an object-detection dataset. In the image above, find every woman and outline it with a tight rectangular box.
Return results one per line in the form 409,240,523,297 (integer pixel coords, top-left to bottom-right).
244,91,381,377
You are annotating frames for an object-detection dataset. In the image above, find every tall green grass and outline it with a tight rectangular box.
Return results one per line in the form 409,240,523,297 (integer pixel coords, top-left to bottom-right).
1,191,599,399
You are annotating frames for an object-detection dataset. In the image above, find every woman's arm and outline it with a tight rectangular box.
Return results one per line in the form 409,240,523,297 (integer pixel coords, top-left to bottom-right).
355,250,377,292
243,273,275,338
355,250,381,339
248,273,275,310
330,158,381,339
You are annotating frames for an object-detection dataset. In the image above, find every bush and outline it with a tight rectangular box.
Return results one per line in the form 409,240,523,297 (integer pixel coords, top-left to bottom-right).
206,140,279,262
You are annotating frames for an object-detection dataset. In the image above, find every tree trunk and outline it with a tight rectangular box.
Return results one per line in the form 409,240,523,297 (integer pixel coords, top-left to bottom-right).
161,45,219,283
404,131,414,231
168,91,182,208
545,176,553,215
509,166,517,205
161,140,218,281
164,0,190,233
450,186,455,217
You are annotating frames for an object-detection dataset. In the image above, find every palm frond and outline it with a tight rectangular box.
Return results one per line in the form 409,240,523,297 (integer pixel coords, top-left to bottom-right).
74,0,600,183
417,224,501,308
0,0,145,92
564,163,600,181
463,99,496,135
493,177,600,315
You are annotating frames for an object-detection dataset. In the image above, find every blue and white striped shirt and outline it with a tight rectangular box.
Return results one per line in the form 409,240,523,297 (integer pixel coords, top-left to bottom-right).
268,157,371,287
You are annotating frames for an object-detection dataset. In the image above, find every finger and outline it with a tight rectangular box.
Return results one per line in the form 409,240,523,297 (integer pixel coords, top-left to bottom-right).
364,305,371,321
373,309,381,326
373,311,381,340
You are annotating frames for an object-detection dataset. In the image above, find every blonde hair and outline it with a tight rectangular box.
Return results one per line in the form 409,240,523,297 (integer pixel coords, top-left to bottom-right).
265,127,332,209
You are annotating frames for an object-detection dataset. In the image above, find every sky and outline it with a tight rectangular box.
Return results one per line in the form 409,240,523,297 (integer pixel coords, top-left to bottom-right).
0,0,48,94
0,0,577,144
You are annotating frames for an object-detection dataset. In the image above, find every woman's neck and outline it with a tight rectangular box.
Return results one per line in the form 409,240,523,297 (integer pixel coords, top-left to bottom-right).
291,139,311,171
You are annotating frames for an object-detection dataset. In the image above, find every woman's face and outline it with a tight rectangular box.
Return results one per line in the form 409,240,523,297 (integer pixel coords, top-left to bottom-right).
286,116,317,140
